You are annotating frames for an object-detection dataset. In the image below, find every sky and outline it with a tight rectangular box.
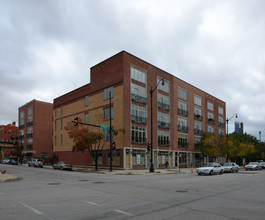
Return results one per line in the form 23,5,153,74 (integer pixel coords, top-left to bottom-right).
1,0,265,140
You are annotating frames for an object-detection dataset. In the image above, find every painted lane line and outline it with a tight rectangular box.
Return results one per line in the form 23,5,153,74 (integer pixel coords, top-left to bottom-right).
84,201,100,206
114,209,134,216
18,201,43,215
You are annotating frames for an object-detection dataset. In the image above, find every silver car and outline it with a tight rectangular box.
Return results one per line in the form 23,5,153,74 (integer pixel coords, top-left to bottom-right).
223,162,239,173
197,163,224,175
245,162,262,170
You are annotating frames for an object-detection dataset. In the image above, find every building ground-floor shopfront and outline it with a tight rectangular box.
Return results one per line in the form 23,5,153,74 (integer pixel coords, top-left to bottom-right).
54,147,226,170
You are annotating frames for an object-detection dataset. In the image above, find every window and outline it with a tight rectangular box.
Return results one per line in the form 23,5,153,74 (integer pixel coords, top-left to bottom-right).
218,106,224,115
195,136,201,149
178,101,188,116
61,135,63,145
208,126,214,134
85,113,89,124
178,117,188,133
85,95,89,106
131,126,146,144
104,87,113,100
157,78,169,93
131,104,147,124
194,95,202,106
218,116,224,127
27,138,33,149
219,128,225,136
194,107,202,121
104,129,113,140
157,93,170,110
61,119,63,130
158,112,170,128
178,134,188,148
194,121,203,135
19,111,24,128
179,152,187,164
158,130,170,146
178,88,187,100
132,150,145,165
207,101,214,111
131,83,147,104
104,107,113,120
208,112,214,124
131,66,146,83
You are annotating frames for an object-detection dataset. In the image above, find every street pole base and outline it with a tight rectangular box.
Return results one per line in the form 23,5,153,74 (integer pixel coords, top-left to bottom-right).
149,165,155,172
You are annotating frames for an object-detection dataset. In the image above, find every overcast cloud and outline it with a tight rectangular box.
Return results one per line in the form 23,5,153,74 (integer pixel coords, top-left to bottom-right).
1,0,265,140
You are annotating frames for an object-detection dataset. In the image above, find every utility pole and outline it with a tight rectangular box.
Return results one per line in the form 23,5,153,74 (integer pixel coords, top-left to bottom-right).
109,91,112,171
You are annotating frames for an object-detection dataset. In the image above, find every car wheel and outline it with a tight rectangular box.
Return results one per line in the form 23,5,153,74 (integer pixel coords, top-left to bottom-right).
220,170,223,175
28,164,30,167
53,166,56,169
198,173,201,176
60,166,63,170
210,170,213,175
236,169,238,172
231,169,233,173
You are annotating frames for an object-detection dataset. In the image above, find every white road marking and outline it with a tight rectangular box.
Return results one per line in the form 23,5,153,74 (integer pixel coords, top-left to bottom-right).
84,201,100,206
114,209,134,216
18,201,43,215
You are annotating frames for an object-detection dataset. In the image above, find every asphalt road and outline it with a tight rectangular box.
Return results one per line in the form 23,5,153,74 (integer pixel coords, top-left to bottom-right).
1,164,265,220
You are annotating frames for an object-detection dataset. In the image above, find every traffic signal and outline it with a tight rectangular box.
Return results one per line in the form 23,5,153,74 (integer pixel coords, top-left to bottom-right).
74,117,78,126
147,141,151,151
111,141,116,150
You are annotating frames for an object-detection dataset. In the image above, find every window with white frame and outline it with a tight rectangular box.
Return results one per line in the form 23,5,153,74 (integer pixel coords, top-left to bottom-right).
178,117,188,132
157,93,170,110
178,88,187,100
131,126,146,144
158,112,170,128
219,128,225,136
207,101,214,111
157,78,169,93
131,66,146,83
131,104,147,124
218,106,224,115
208,126,214,134
158,130,170,146
131,83,147,104
194,95,202,106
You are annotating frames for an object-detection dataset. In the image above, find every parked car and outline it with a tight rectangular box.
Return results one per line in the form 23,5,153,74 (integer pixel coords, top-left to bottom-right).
3,159,10,164
222,162,239,173
53,161,72,171
260,162,265,169
197,163,224,175
28,159,43,168
8,158,18,165
245,162,262,170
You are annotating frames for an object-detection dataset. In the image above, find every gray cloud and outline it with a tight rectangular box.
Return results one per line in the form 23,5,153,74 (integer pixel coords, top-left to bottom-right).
1,0,265,140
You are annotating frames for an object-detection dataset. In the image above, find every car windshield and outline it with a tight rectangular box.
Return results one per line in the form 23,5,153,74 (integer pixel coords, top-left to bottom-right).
223,163,231,166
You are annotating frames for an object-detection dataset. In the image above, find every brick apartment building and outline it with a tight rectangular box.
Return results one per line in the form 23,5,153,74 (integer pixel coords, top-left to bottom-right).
18,99,53,162
0,122,19,161
53,51,226,169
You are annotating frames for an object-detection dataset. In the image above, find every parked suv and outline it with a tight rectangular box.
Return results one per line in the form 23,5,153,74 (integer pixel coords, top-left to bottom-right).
28,159,43,168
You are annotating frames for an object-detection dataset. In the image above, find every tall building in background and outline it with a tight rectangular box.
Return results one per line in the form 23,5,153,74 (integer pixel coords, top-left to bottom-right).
53,51,226,169
18,99,53,162
235,121,244,133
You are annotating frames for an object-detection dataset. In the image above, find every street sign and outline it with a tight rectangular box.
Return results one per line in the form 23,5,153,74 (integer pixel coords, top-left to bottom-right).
100,125,110,130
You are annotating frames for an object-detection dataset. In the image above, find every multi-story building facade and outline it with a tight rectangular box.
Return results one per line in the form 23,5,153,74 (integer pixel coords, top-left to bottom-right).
18,99,53,162
0,122,19,161
53,51,226,169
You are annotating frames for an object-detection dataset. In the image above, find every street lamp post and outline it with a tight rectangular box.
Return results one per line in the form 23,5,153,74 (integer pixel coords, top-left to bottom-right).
149,78,165,172
226,113,238,136
259,129,265,142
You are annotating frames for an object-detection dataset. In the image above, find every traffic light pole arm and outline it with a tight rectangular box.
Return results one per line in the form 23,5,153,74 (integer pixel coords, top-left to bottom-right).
72,121,100,128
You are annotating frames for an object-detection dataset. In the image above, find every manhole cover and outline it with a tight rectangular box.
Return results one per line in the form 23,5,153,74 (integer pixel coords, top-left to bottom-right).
48,183,61,185
176,190,188,193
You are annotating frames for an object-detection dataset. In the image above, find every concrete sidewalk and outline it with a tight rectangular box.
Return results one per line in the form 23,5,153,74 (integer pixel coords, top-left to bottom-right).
0,165,194,182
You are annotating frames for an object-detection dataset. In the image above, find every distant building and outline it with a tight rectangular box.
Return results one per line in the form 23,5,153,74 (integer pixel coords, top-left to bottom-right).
0,122,19,161
235,121,243,133
18,99,53,162
53,51,226,169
